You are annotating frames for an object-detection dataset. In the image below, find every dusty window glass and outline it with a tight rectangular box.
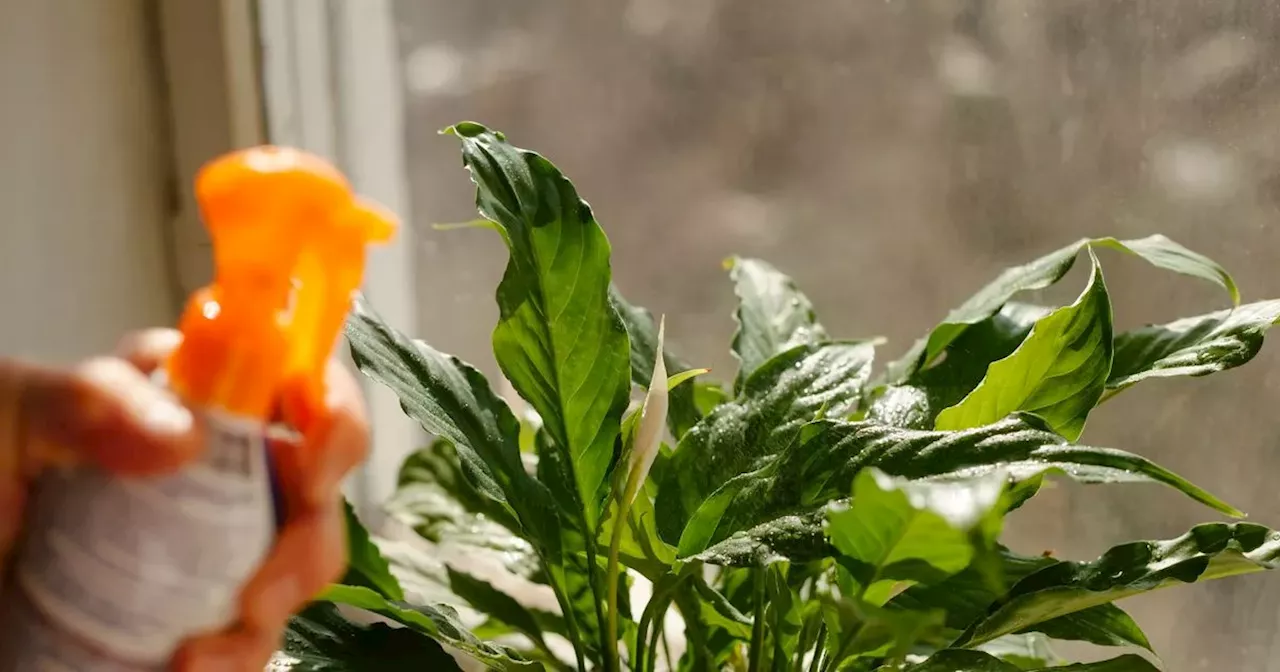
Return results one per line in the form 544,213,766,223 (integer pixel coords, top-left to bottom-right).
392,3,1280,667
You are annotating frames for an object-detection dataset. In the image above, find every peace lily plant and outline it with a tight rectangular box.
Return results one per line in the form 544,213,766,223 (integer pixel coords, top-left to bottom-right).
280,122,1280,672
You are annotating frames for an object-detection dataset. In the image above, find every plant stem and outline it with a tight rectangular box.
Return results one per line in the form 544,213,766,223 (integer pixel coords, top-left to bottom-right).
585,525,613,671
635,574,682,672
542,556,588,671
605,497,628,672
820,622,862,672
748,569,768,672
806,622,827,672
659,622,673,672
791,613,817,672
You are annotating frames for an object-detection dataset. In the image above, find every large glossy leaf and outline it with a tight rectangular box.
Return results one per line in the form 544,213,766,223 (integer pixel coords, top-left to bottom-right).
386,441,534,564
610,285,705,438
954,522,1280,648
1033,602,1151,651
345,297,555,545
689,575,754,640
320,584,543,671
532,431,612,664
341,499,404,601
935,252,1113,441
447,121,631,526
1089,235,1237,303
868,303,1049,430
445,566,558,655
1108,299,1280,392
822,595,946,665
826,469,1006,606
892,551,1151,651
281,602,462,671
676,415,1238,562
901,650,1159,671
728,257,828,392
763,564,807,667
975,633,1064,670
656,341,876,545
884,240,1080,383
885,235,1237,382
690,509,831,567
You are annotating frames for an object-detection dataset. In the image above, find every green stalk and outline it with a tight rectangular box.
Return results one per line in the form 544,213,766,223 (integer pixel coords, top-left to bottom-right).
635,573,682,672
748,569,768,672
820,622,862,672
605,500,628,672
789,612,816,672
806,622,827,672
584,526,612,670
606,455,653,672
659,623,673,672
540,554,588,671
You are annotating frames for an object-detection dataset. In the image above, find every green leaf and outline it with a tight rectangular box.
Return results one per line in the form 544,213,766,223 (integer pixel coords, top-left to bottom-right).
610,285,707,439
975,633,1064,669
868,303,1049,430
823,596,946,665
396,438,490,515
885,234,1237,382
341,499,404,601
531,431,611,664
387,443,537,573
728,257,828,392
677,415,1238,563
384,441,547,627
320,584,543,671
447,121,632,526
445,566,554,653
666,368,710,391
954,522,1280,648
902,650,1159,671
764,564,806,666
690,509,831,567
935,251,1113,441
282,602,463,671
673,588,719,671
690,575,755,640
891,551,1151,651
345,296,556,547
1036,603,1150,651
693,381,731,416
1108,299,1280,392
891,549,1052,623
827,469,1007,606
1090,234,1238,305
656,341,876,545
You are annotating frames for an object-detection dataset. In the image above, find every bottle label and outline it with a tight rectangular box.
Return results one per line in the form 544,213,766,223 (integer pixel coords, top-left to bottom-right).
3,409,276,668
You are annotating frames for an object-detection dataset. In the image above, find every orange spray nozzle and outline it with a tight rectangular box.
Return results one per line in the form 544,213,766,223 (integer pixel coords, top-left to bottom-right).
166,147,398,425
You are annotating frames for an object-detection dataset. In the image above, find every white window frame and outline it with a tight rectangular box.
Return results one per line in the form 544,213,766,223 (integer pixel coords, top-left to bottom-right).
162,0,422,516
258,0,421,517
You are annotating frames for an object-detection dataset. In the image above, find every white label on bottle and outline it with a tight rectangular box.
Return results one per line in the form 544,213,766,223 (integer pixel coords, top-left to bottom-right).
7,409,276,667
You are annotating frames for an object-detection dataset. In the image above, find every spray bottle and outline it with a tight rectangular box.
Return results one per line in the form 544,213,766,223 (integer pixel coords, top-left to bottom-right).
0,147,396,670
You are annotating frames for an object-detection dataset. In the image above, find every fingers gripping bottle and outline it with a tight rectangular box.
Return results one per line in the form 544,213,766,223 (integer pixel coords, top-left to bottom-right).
0,148,396,670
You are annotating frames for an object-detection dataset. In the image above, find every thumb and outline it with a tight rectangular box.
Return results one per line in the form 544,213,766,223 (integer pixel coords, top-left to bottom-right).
1,357,203,479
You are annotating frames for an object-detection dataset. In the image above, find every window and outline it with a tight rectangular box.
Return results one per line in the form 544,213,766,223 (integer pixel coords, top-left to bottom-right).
262,2,1280,667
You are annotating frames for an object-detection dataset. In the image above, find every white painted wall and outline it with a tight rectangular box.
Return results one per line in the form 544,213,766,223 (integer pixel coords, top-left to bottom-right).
0,0,177,363
0,0,418,516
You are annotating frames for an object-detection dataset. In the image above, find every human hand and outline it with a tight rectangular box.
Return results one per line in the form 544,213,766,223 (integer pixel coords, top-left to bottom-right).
0,328,369,671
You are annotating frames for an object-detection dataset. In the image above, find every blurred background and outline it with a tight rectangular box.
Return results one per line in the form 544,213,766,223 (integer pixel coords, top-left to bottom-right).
5,0,1280,668
394,1,1280,668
